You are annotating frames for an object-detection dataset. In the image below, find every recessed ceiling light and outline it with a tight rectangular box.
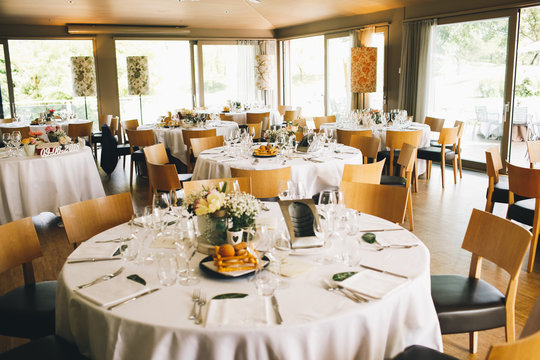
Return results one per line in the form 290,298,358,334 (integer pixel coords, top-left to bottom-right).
247,0,262,3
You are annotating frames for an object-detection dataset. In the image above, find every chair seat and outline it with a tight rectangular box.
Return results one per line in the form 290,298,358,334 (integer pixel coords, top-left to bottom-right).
431,275,506,334
430,140,457,151
91,132,102,143
392,345,459,360
131,149,146,162
0,281,56,339
0,335,88,360
486,177,528,204
417,147,455,161
117,144,131,156
178,173,193,182
507,198,536,227
380,175,407,186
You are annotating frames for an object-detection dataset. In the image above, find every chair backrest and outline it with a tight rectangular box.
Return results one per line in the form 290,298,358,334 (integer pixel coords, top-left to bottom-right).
313,115,336,130
526,140,540,168
386,129,423,150
424,116,445,132
0,217,42,285
125,129,155,152
120,119,139,142
278,105,289,116
220,113,235,121
341,159,385,184
0,118,13,123
247,122,262,140
182,129,217,153
190,135,224,158
485,146,503,185
183,177,252,196
283,110,298,123
146,162,182,194
230,167,291,199
68,121,93,142
143,143,169,165
1,126,30,139
349,135,381,163
336,129,372,146
99,114,113,127
437,126,459,146
59,192,134,245
396,143,417,186
487,330,540,360
507,162,540,199
110,116,120,141
246,112,270,124
340,182,408,225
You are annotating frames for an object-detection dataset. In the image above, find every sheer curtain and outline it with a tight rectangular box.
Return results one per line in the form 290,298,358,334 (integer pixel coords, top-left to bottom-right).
237,40,258,105
398,19,435,122
259,40,277,109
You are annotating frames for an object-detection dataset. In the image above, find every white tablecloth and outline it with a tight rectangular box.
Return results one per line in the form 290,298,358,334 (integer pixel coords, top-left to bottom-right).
191,145,364,197
0,119,92,141
140,121,239,165
0,147,105,224
221,110,282,126
56,204,442,360
320,123,431,175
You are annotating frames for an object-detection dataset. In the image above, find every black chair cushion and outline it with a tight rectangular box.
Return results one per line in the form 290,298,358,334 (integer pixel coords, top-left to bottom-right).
0,335,88,360
392,345,458,360
91,132,102,144
377,149,401,164
417,147,455,162
507,198,536,227
117,144,131,156
131,149,146,162
431,275,506,334
380,175,407,187
258,196,280,202
0,281,56,339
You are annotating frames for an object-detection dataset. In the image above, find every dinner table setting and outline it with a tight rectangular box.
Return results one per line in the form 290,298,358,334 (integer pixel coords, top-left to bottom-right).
55,193,443,360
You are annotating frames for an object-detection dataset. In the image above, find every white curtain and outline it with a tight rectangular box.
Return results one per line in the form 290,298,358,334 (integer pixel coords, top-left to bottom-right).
259,40,277,109
416,20,436,124
237,40,259,105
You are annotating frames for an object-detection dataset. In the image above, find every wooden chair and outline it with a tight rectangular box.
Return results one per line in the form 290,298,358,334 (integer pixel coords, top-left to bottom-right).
110,116,120,141
349,134,381,163
91,114,113,158
341,159,385,184
143,143,169,165
0,118,13,123
431,120,464,179
231,167,291,200
1,126,30,139
340,182,408,226
277,105,289,116
247,122,262,141
313,115,336,130
99,124,130,175
67,121,93,147
125,129,155,188
182,128,216,173
0,217,56,339
424,116,445,133
183,177,252,196
417,126,459,188
146,162,182,195
506,162,540,272
378,129,422,178
484,147,519,213
220,113,235,121
431,208,532,353
190,135,224,158
336,129,372,146
380,143,418,230
246,112,270,124
526,140,540,168
59,192,134,245
283,110,298,123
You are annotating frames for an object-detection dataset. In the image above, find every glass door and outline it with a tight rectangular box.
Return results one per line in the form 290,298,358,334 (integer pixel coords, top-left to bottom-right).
326,33,351,121
428,11,518,167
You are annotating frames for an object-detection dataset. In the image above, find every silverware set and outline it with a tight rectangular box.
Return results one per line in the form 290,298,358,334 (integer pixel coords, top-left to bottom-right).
189,289,206,325
78,267,124,289
322,280,368,303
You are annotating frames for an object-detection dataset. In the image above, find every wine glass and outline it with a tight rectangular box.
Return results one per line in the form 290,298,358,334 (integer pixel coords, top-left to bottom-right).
2,133,11,155
269,230,291,285
176,219,199,285
11,131,21,156
278,179,292,200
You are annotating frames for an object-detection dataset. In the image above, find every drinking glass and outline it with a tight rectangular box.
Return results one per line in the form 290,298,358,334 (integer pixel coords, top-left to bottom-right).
2,133,11,155
153,193,170,212
157,253,178,286
269,230,291,281
254,270,279,297
278,180,292,200
11,131,21,156
120,233,139,262
176,219,199,285
231,179,241,193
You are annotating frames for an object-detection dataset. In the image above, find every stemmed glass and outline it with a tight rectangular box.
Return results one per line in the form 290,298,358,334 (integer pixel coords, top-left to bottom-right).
11,131,21,157
268,230,291,286
2,133,11,156
176,218,199,285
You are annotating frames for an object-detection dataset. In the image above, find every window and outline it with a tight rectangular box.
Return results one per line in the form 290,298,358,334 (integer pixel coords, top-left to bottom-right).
0,44,10,119
326,35,352,121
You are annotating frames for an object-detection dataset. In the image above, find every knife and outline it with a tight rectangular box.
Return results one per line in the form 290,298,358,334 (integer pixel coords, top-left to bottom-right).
360,228,404,233
271,295,283,324
107,288,161,310
67,257,122,264
360,264,408,279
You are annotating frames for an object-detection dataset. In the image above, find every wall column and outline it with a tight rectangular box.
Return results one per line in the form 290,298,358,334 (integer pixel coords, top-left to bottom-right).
94,35,120,118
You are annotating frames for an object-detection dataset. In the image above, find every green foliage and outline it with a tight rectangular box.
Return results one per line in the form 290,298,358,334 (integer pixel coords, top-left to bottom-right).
476,79,504,98
515,78,540,97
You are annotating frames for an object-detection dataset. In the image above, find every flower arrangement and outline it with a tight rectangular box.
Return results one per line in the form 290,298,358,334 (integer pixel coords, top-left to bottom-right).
21,137,37,145
45,109,55,122
176,108,206,124
264,127,297,143
45,125,71,144
225,192,260,231
362,108,384,124
184,186,227,217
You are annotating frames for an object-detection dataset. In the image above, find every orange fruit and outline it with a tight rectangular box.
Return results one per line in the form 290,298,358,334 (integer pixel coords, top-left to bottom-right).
219,244,235,257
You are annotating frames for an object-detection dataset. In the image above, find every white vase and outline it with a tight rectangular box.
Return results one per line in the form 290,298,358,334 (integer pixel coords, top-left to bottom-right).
196,214,227,246
24,144,36,156
227,229,244,246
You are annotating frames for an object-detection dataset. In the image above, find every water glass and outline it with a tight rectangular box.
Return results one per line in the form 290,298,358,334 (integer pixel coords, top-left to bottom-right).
157,253,178,286
120,234,139,262
254,270,278,297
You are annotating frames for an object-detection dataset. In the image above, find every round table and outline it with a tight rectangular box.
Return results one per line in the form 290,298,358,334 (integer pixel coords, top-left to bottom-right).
56,203,442,360
191,145,364,197
0,147,105,224
140,121,239,165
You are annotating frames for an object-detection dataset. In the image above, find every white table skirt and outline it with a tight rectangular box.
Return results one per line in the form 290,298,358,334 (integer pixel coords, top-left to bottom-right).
191,145,364,197
320,123,431,175
140,122,239,165
222,110,282,127
0,147,105,224
56,204,443,360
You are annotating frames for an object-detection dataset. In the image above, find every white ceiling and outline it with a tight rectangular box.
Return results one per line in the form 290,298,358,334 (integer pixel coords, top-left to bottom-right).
0,0,437,30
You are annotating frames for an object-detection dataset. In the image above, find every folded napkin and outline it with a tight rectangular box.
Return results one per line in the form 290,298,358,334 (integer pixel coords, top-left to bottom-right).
205,296,273,327
291,236,324,250
357,218,402,232
374,231,418,247
75,276,149,308
340,269,408,299
279,259,314,277
68,243,120,260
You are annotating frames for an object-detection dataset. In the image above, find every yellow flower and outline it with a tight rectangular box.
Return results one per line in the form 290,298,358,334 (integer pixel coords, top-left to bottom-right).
21,138,31,145
207,191,225,212
194,199,210,216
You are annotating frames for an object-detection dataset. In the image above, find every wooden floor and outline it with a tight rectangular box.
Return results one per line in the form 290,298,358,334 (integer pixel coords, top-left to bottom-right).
1,160,540,359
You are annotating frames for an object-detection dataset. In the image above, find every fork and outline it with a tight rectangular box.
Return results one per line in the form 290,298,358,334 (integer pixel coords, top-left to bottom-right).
323,280,365,303
194,292,206,325
375,242,419,251
189,289,200,320
77,267,125,289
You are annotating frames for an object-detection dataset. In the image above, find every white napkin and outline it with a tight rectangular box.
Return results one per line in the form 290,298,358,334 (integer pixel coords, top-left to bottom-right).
291,236,324,250
67,243,120,260
374,231,418,247
74,276,149,308
340,270,408,299
205,296,274,327
357,218,402,232
279,259,314,277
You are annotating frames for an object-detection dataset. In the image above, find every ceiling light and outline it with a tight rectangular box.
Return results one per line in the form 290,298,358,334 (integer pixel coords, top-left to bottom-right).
247,0,262,3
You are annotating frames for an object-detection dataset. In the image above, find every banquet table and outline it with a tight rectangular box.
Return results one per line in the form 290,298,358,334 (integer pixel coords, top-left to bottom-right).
0,147,105,224
320,122,431,175
139,121,239,165
221,109,282,127
191,144,364,197
0,119,93,139
56,203,443,360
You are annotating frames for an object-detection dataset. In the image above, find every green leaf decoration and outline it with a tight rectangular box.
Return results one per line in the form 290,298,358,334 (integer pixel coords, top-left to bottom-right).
167,221,177,227
113,244,128,257
361,232,377,244
127,274,146,286
332,272,357,282
212,293,248,300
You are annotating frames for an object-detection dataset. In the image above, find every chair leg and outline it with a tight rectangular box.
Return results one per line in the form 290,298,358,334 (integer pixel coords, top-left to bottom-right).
458,150,463,178
413,160,418,193
506,312,515,343
469,331,478,354
440,157,446,189
427,161,432,179
129,159,134,188
407,189,414,231
452,158,457,184
485,193,494,213
527,219,540,272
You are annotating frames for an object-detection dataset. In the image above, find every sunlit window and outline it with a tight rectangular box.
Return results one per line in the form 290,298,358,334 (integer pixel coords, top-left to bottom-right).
0,45,10,119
